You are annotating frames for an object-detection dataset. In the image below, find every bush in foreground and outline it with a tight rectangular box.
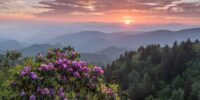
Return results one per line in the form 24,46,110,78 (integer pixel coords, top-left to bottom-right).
10,47,117,100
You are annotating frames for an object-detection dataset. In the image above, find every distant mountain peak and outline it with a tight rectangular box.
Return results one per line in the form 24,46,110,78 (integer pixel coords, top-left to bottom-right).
77,31,105,35
150,30,173,33
179,27,200,32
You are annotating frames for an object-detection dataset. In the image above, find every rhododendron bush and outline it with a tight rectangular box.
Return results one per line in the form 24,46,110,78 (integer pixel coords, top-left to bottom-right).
11,48,117,100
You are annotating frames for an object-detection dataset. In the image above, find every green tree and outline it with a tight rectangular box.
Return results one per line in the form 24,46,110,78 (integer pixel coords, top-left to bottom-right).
171,88,184,100
5,51,22,67
188,82,200,100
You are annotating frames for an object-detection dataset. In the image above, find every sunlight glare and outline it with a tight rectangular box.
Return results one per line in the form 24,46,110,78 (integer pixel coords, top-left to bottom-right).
125,20,131,25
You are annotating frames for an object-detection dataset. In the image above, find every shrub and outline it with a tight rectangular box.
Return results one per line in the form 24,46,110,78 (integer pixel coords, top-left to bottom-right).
11,48,117,100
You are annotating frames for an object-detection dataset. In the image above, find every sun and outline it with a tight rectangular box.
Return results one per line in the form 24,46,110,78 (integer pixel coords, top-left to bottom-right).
125,20,131,25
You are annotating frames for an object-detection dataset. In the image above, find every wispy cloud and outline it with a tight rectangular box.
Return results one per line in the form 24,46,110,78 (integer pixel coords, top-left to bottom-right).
0,0,200,23
0,0,48,15
33,0,200,17
0,0,25,13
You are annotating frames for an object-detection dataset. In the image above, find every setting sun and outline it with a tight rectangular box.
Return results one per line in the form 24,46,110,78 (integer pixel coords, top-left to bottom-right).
125,20,131,25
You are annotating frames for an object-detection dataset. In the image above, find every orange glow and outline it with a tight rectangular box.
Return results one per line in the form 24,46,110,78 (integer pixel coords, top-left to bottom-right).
122,15,133,25
125,20,131,25
0,13,200,25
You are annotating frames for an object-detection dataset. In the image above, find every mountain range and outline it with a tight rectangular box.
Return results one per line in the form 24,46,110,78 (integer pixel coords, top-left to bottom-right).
0,27,200,64
0,39,24,52
50,28,200,53
0,21,199,43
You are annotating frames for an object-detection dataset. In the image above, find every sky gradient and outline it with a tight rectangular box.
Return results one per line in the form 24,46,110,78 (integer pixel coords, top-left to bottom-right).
0,0,200,24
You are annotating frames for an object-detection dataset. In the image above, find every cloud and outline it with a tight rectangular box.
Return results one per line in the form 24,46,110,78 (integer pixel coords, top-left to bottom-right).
0,0,25,13
35,0,165,14
1,0,200,18
133,0,180,4
0,0,25,7
0,0,49,15
34,0,200,17
169,2,200,12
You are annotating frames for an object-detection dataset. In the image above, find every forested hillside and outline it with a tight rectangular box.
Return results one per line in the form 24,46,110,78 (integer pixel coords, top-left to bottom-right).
105,39,200,100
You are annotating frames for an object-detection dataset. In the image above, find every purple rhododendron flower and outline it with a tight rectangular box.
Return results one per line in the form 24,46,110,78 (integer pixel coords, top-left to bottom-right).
62,64,67,69
72,61,78,67
81,67,90,73
64,97,68,100
60,92,65,98
105,88,114,95
37,87,51,95
39,63,54,71
59,88,65,98
20,66,31,76
59,88,64,93
20,90,26,96
79,61,87,67
48,63,55,70
30,72,37,79
61,53,66,57
60,75,67,81
37,87,42,93
73,72,81,78
49,89,55,96
92,66,104,75
39,64,48,71
76,61,82,67
67,68,73,73
84,73,90,78
20,71,26,76
41,88,49,95
24,66,31,72
56,59,61,65
30,95,36,100
63,58,68,62
56,52,62,57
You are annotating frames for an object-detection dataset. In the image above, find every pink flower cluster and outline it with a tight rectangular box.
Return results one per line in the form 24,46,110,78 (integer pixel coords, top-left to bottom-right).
38,63,55,71
92,66,104,75
104,88,114,95
36,87,56,96
40,50,104,79
13,48,115,100
20,66,37,79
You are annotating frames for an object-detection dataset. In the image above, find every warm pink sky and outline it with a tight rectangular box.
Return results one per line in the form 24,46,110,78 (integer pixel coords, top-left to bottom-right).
0,0,200,24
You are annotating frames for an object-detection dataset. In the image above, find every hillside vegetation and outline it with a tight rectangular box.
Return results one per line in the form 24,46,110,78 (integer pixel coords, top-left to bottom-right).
0,48,118,99
1,38,200,100
105,39,200,100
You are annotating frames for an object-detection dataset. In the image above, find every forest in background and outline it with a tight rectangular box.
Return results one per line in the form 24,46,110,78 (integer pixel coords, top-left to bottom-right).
105,39,200,100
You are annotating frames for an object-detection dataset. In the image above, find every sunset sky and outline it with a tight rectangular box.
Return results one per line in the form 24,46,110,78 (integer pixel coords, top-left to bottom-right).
0,0,200,24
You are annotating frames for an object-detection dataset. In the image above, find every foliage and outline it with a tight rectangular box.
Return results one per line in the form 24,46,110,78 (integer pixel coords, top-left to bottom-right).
106,39,200,100
1,48,117,100
0,51,22,70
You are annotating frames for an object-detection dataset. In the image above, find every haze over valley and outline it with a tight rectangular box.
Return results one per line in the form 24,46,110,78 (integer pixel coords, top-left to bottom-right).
0,23,200,64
